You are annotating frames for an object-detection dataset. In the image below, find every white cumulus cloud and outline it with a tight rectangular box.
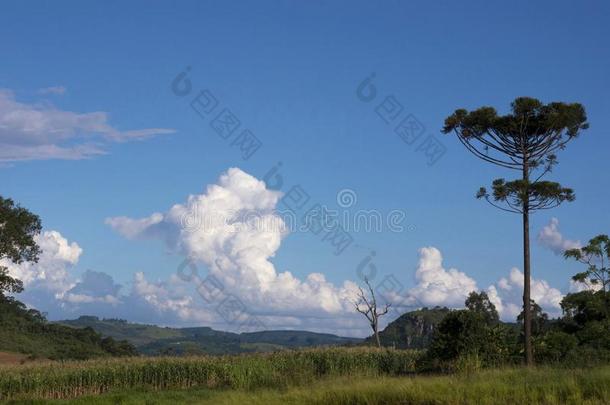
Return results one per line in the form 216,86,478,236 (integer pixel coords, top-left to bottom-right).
4,172,574,334
404,247,478,307
537,217,581,255
1,231,127,315
390,248,565,322
107,168,360,325
1,230,81,293
488,268,564,319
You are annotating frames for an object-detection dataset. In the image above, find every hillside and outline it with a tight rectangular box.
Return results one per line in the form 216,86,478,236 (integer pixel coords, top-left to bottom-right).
0,297,137,360
58,316,362,355
367,307,452,349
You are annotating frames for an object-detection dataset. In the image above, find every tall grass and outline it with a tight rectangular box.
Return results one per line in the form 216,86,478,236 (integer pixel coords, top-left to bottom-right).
29,365,610,404
206,367,610,405
0,347,420,400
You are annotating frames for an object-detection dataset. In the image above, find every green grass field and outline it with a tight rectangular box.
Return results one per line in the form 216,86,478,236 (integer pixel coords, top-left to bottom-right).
0,348,418,400
1,348,608,404
12,367,610,405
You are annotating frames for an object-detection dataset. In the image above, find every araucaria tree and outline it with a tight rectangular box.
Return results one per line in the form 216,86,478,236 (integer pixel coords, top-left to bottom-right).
442,97,588,365
354,277,390,348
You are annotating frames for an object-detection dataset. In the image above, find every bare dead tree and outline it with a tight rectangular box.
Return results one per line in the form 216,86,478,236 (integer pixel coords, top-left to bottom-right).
353,277,390,348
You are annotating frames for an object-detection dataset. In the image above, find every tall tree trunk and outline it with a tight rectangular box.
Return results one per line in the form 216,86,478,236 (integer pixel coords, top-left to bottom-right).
523,162,533,366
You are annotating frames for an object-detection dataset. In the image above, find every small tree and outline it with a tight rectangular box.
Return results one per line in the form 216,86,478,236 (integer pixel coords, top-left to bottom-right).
517,299,548,337
443,97,588,365
0,196,42,297
353,277,390,348
427,293,510,366
427,310,489,362
561,291,607,329
564,234,610,339
564,235,609,293
465,291,499,326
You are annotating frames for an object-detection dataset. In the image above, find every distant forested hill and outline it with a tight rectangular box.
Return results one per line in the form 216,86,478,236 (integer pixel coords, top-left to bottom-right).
0,298,137,360
58,316,363,355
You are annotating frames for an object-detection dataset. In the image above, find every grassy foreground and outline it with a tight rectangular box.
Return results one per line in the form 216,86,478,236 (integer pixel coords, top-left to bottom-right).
0,347,418,400
1,348,608,404
21,366,610,404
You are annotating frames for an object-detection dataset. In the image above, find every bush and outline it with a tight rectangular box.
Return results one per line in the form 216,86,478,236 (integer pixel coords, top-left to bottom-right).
425,310,512,369
535,331,578,363
556,291,610,356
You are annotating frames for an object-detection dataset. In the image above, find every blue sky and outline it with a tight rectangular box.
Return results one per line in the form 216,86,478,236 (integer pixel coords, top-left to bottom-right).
1,1,609,335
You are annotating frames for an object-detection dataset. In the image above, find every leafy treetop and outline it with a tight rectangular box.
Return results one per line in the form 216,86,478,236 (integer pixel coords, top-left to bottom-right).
564,235,610,293
0,196,42,296
442,97,588,170
465,291,500,325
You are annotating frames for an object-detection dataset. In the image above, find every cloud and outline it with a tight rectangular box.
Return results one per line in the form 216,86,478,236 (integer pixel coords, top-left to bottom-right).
488,268,564,319
59,270,122,305
131,272,215,324
104,213,165,240
0,230,81,293
386,248,565,322
403,247,478,307
537,219,602,294
106,169,571,329
107,168,360,326
537,218,581,255
0,89,175,162
0,231,126,314
3,171,571,334
38,86,66,96
0,220,366,333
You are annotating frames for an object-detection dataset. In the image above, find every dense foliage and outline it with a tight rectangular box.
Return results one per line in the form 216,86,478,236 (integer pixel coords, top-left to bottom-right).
0,196,43,299
424,293,516,369
0,196,42,267
422,289,609,369
0,295,137,360
0,195,137,361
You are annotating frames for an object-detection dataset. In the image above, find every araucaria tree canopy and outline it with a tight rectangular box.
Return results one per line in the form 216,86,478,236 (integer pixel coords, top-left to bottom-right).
443,97,588,366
